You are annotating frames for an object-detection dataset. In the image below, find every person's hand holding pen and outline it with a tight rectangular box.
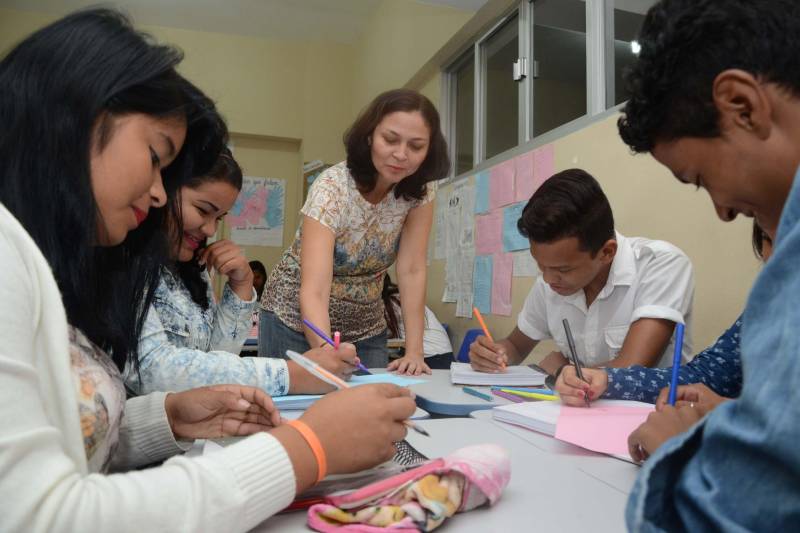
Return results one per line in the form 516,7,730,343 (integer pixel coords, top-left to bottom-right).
301,343,357,389
555,366,607,406
468,335,509,373
655,383,730,417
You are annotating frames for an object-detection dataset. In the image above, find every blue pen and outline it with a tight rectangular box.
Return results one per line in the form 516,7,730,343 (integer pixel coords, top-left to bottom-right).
667,322,685,405
462,386,493,402
490,386,554,395
302,318,371,373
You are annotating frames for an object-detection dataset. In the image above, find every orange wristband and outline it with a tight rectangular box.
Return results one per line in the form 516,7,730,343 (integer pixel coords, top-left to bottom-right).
287,419,327,484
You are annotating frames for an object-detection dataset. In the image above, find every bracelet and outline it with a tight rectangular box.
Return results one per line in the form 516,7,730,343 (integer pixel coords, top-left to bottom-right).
287,419,327,484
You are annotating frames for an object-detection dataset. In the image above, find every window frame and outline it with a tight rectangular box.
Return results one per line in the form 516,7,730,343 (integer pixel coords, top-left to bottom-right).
442,0,648,181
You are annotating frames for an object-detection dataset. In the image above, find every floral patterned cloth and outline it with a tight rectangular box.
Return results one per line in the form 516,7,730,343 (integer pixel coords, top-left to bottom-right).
69,326,126,473
307,444,510,532
261,162,434,342
603,316,743,403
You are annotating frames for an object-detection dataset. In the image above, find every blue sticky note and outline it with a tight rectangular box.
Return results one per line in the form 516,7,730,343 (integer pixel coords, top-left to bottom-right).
503,202,529,251
475,171,490,214
351,374,426,386
473,255,493,314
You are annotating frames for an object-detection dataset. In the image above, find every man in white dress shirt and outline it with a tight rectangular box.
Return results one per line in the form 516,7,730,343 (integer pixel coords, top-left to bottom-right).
469,169,694,379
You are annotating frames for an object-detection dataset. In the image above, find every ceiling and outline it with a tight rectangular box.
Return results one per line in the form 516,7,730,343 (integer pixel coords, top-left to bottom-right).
0,0,486,44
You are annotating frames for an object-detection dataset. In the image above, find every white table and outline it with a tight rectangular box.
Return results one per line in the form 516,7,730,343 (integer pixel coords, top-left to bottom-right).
252,417,632,532
470,409,640,494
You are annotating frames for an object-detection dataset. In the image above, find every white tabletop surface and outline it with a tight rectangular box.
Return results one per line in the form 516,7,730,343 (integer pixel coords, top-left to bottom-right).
470,408,641,494
252,417,633,532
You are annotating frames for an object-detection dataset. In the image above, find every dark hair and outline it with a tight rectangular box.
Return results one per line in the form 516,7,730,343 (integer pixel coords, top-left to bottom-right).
168,145,242,310
0,8,226,372
249,260,267,277
344,89,450,201
517,169,615,255
617,0,800,153
752,221,772,260
382,275,402,338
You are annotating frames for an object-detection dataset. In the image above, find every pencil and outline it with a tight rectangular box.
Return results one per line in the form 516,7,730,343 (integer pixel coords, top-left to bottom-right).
667,323,685,406
462,386,493,402
303,318,370,374
562,318,590,408
472,307,494,342
492,389,525,403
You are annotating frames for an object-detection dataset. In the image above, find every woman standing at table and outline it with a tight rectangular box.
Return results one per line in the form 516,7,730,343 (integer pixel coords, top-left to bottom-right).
259,89,450,374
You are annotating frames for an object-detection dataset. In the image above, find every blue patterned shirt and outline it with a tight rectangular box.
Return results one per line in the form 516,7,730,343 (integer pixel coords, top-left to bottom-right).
125,268,289,396
603,317,742,403
627,166,800,531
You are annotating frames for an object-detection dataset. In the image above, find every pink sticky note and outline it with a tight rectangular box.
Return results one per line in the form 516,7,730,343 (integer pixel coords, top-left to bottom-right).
555,405,654,457
491,252,513,316
514,151,536,203
475,211,503,255
489,159,516,209
533,144,555,191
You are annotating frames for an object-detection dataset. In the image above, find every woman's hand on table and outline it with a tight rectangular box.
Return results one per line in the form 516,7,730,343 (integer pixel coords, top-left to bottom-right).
165,385,282,439
388,353,431,375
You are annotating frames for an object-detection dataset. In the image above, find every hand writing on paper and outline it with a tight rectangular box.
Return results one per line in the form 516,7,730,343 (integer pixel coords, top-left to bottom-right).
627,404,702,463
655,383,730,417
468,335,508,373
165,385,282,439
556,366,608,406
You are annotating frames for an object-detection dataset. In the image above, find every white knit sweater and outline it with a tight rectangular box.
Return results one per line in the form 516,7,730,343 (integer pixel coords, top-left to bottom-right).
0,203,296,532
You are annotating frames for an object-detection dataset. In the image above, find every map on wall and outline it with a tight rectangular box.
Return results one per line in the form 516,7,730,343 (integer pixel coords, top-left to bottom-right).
226,176,285,247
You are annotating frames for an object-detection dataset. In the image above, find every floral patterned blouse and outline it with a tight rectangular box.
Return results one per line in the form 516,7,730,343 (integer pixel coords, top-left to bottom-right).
603,316,743,403
69,326,126,473
261,162,435,341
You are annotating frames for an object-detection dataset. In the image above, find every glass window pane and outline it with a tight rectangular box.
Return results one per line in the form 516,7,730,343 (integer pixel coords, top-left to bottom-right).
532,0,587,137
613,1,656,105
483,14,519,160
454,53,474,175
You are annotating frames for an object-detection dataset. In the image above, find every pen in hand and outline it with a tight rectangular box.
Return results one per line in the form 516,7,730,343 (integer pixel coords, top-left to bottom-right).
303,318,370,374
562,318,590,408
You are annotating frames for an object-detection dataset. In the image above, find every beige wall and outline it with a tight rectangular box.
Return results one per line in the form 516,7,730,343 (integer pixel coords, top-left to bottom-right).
351,0,474,115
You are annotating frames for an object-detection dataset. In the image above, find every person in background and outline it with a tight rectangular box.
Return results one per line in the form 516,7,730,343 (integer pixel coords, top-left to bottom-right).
130,147,358,396
382,275,453,369
616,0,800,528
469,169,694,376
556,221,771,409
260,89,450,375
0,10,415,532
249,260,267,300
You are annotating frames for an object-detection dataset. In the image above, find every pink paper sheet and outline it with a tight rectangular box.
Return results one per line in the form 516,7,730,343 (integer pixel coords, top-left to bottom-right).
533,144,555,191
491,252,513,316
489,159,516,209
514,151,536,203
475,210,503,255
554,405,654,456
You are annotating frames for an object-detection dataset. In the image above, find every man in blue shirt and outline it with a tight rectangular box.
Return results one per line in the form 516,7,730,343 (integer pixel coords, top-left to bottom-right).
614,0,800,529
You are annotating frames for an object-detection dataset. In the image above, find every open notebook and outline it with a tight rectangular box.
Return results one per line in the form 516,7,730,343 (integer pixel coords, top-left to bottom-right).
492,400,654,462
450,362,547,386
